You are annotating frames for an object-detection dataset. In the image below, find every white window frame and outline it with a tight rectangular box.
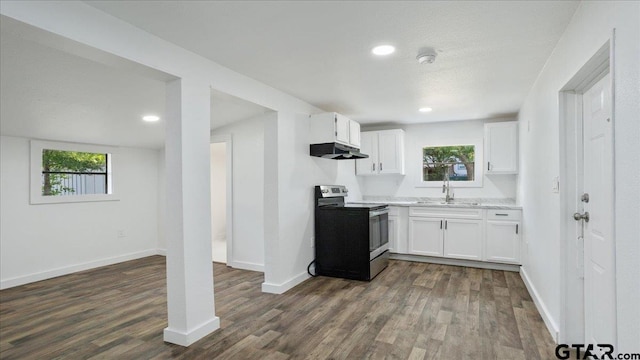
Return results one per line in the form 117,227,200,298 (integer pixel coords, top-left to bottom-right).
30,140,119,204
416,142,484,188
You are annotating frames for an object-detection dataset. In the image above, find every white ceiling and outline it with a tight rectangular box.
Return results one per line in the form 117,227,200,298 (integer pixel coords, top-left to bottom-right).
0,18,168,148
0,17,270,148
1,2,580,149
86,0,580,125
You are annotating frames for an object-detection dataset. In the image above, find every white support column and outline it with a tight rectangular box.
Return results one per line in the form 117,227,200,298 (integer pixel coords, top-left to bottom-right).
163,78,219,346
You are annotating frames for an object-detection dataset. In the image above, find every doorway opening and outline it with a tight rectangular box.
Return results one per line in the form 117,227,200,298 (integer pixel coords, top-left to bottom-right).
210,138,231,264
559,38,615,346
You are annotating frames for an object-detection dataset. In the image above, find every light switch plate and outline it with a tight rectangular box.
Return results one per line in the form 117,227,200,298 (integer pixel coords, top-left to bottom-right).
552,176,560,193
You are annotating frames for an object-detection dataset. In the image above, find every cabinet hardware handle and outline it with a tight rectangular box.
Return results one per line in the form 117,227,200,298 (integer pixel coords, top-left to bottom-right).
440,220,443,229
445,220,448,230
488,162,491,171
496,213,508,216
373,163,375,171
516,224,519,234
380,163,383,171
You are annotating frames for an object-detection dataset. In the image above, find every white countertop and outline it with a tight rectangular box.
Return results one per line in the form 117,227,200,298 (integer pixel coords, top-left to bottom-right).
347,199,521,210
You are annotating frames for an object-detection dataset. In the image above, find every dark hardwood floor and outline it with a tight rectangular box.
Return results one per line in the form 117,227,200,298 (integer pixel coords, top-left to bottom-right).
0,256,557,359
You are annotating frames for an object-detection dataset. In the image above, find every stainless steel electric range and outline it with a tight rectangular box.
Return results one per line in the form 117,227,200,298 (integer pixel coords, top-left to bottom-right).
313,185,389,281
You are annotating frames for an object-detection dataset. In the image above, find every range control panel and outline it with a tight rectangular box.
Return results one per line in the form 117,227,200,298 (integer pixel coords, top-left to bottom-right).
316,185,348,198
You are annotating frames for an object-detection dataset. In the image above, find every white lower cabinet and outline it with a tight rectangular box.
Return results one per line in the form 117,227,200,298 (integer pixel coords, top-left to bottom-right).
408,218,443,256
405,206,521,265
408,217,482,260
443,219,482,260
388,215,398,252
484,209,521,264
388,206,408,254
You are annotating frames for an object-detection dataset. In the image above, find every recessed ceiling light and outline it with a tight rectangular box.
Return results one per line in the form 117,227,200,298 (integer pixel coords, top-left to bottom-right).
419,107,433,113
372,45,395,56
142,115,160,122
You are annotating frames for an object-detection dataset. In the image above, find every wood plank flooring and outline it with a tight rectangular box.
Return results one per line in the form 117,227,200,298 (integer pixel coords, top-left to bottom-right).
0,256,558,359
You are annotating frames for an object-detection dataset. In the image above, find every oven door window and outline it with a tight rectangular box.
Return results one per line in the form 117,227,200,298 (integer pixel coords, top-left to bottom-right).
369,212,388,252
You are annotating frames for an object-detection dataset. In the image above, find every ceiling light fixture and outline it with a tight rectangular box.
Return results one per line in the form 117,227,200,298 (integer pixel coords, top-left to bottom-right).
419,107,433,113
416,48,437,64
372,45,395,56
142,115,160,122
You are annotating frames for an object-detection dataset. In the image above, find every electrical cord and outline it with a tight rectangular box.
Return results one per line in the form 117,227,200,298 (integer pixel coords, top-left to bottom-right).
307,260,317,277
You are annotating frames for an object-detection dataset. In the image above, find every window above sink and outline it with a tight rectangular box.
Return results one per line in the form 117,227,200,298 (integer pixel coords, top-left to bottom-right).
418,144,483,188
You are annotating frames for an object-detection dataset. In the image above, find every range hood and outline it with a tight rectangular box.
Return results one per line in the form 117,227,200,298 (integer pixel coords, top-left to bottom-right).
310,142,369,160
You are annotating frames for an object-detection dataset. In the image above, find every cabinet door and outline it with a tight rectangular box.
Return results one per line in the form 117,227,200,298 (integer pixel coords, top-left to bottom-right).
485,122,518,174
349,120,361,149
443,219,482,260
408,218,443,257
355,132,378,175
378,130,404,174
388,215,398,253
335,113,350,145
485,220,520,264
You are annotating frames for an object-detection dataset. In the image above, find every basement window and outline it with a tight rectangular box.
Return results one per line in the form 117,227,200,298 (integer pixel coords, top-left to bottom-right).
30,140,118,204
418,144,483,188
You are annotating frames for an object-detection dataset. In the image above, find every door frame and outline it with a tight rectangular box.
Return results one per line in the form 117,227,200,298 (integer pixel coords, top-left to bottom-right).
210,134,233,266
558,34,615,344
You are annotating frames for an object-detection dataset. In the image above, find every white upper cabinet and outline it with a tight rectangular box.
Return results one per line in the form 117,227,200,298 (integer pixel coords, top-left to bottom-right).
348,119,361,148
309,112,361,149
484,121,518,174
355,129,405,175
356,132,378,175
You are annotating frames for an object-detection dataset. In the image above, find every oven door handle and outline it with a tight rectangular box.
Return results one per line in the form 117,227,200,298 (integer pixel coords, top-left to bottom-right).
369,208,390,218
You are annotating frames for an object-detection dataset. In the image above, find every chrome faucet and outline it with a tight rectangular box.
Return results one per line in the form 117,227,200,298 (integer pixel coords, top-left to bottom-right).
443,171,454,203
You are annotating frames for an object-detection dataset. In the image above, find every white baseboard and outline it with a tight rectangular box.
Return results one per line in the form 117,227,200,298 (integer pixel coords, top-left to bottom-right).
262,271,309,294
163,316,220,347
229,260,264,272
0,249,159,290
520,267,560,342
156,248,167,256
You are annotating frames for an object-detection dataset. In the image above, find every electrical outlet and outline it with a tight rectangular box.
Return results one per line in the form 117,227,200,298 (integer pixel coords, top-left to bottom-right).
552,176,560,193
310,237,315,248
117,230,125,238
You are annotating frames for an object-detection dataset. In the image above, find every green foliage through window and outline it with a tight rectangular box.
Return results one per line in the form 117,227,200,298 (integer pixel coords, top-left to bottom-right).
42,149,108,196
422,145,475,182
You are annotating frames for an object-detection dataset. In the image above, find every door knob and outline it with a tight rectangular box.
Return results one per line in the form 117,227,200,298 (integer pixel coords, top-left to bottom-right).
573,212,590,222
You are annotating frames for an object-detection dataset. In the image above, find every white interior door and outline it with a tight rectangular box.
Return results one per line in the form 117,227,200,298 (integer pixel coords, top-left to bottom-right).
582,73,616,346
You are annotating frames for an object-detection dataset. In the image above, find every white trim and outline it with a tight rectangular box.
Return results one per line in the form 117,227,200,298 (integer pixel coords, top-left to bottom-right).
558,38,612,345
229,260,264,273
163,317,220,347
156,248,167,256
520,267,560,343
261,271,309,294
210,134,233,266
29,139,120,204
389,253,520,272
0,249,158,290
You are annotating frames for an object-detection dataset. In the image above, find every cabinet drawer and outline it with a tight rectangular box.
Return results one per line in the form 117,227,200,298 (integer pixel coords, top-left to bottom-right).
487,209,521,220
409,207,482,219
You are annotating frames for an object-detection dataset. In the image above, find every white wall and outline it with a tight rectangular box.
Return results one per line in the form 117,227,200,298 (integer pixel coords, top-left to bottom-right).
262,112,363,293
0,135,160,289
518,1,639,351
210,114,269,271
361,119,517,199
